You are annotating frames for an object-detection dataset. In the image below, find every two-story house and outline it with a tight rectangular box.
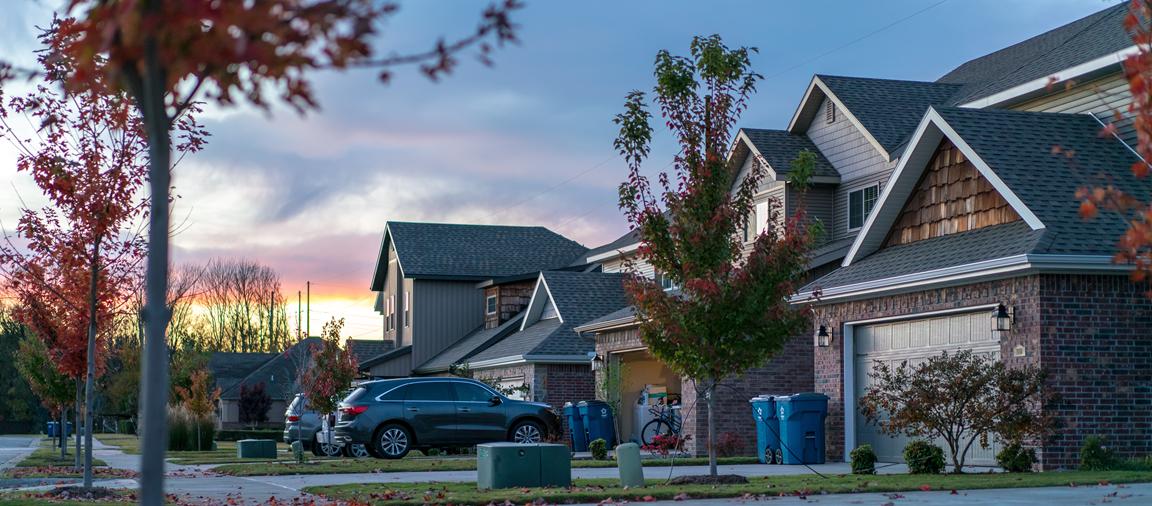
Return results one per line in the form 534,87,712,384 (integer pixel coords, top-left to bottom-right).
359,222,589,378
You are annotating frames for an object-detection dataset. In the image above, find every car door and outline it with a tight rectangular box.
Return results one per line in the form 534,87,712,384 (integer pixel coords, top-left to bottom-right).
402,381,456,445
451,381,507,444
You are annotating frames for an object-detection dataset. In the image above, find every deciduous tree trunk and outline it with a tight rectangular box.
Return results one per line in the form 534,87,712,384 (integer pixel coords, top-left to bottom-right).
83,238,101,489
73,379,81,470
706,382,717,477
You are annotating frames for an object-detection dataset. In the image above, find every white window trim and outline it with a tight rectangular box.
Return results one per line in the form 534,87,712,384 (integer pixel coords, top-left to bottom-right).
485,294,498,315
403,291,410,328
847,183,880,232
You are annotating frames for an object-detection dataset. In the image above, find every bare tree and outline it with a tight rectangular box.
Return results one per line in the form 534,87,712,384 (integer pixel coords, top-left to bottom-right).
199,258,291,353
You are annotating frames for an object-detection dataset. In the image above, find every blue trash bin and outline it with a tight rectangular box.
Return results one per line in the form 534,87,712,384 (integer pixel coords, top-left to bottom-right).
47,421,58,437
578,400,616,447
563,402,589,452
65,422,73,437
776,393,829,465
750,395,783,464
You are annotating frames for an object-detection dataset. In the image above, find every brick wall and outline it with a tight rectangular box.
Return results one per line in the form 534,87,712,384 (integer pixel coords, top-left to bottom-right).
472,362,594,441
811,273,1152,469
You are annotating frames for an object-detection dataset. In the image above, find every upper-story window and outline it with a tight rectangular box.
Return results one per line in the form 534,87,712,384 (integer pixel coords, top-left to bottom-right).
485,294,498,315
849,184,880,230
403,291,410,328
825,101,836,124
655,271,678,291
385,298,394,331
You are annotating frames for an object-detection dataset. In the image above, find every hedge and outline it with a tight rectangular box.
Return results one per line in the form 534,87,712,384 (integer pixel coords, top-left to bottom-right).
216,429,284,442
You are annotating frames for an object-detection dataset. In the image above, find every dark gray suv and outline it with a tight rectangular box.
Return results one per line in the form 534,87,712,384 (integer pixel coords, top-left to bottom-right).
333,378,561,459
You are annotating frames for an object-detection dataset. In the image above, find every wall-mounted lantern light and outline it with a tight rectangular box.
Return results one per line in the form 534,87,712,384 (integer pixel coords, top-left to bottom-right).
816,323,833,348
992,303,1014,333
588,351,604,371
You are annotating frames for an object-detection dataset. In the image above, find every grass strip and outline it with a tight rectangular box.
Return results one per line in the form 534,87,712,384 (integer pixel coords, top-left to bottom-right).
213,456,759,476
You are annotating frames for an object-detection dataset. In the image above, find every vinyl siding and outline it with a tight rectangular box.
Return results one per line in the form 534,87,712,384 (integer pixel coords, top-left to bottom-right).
790,183,836,246
411,280,484,368
600,255,655,279
834,170,892,241
806,97,890,183
1012,71,1136,148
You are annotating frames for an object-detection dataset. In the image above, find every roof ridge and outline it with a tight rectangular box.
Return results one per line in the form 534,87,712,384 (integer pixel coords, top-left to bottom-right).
817,74,962,87
389,221,551,230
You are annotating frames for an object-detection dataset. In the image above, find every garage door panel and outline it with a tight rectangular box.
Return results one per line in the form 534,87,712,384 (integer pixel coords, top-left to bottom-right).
854,310,1001,466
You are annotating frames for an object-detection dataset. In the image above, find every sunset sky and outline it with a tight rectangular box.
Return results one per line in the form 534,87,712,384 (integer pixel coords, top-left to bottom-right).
0,0,1117,341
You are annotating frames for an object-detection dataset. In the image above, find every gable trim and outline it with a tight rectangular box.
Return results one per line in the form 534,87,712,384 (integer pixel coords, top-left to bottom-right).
587,242,639,263
370,224,408,291
732,130,779,181
842,107,1045,266
958,46,1137,109
520,274,562,330
786,76,892,162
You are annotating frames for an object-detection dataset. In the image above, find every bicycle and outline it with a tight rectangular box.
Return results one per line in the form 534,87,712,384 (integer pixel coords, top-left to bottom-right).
640,396,683,447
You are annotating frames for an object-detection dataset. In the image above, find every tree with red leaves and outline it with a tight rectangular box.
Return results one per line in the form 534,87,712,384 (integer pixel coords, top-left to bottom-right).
0,25,204,488
613,35,815,477
18,3,522,500
1079,1,1152,292
300,318,359,420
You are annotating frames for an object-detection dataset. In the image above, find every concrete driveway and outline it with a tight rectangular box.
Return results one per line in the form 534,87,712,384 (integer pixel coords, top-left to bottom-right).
0,436,38,472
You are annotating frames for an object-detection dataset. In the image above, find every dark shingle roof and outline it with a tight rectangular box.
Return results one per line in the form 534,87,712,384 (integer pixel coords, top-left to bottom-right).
934,107,1145,255
574,305,637,331
219,338,321,400
805,106,1145,293
469,271,630,362
817,75,964,154
938,3,1130,104
414,313,526,373
739,128,839,179
208,352,278,395
374,222,588,287
347,339,394,366
359,345,412,369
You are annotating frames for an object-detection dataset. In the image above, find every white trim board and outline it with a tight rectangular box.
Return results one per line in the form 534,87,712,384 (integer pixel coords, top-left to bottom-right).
959,47,1137,109
842,107,1045,267
787,76,892,162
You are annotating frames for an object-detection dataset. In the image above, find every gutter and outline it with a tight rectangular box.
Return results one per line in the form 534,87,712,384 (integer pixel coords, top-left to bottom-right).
574,315,638,334
466,354,592,369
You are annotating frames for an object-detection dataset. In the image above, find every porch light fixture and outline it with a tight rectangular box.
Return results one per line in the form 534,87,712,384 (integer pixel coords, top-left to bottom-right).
816,323,833,348
992,303,1013,333
588,351,604,372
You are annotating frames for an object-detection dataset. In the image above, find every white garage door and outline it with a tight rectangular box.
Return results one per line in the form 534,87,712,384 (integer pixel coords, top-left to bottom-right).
854,311,1001,466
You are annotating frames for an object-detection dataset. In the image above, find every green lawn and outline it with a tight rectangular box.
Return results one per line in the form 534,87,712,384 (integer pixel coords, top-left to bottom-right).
95,434,322,465
213,455,759,477
306,470,1152,505
2,438,106,471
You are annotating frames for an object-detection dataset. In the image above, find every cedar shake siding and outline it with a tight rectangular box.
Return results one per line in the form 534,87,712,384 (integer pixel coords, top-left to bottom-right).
484,280,535,330
885,139,1021,247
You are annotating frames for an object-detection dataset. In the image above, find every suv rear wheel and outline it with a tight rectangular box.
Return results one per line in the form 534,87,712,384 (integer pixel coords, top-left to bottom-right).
372,424,412,459
343,443,371,458
509,420,544,444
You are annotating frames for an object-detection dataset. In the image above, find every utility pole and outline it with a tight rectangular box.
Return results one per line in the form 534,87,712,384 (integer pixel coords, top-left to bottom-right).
306,281,311,338
297,290,302,340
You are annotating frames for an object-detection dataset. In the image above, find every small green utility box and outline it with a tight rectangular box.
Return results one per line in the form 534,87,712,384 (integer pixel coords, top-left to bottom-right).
477,443,571,489
236,439,277,459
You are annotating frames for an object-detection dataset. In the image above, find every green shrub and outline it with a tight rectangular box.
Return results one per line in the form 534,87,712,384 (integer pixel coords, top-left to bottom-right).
850,444,877,475
116,420,135,434
903,440,945,474
589,438,608,460
995,443,1036,472
1080,436,1116,471
216,429,282,441
167,405,215,451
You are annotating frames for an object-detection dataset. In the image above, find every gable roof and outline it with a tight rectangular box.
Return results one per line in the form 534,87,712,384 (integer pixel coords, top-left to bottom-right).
208,352,278,396
346,339,394,366
371,222,589,289
414,312,525,374
734,128,840,180
468,271,629,364
219,337,322,400
358,344,412,370
939,3,1131,106
807,106,1143,299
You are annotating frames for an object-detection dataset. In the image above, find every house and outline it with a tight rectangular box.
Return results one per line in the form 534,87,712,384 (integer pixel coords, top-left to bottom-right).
580,3,1145,461
210,337,321,428
361,222,589,378
790,3,1149,470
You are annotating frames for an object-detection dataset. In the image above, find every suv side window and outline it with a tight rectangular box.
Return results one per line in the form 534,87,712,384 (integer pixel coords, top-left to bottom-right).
453,382,495,403
404,382,454,402
378,385,407,401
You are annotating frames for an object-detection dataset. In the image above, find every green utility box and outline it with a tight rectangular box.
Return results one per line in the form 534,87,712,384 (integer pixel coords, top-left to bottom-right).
236,439,278,459
477,443,571,489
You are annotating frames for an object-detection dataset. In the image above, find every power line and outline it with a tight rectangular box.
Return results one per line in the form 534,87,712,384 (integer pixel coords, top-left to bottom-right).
494,154,618,222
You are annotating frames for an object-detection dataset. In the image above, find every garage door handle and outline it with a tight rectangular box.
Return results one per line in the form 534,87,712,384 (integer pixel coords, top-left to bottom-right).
407,407,420,412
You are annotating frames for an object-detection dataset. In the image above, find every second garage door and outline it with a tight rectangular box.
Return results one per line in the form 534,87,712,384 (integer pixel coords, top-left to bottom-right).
853,310,1001,466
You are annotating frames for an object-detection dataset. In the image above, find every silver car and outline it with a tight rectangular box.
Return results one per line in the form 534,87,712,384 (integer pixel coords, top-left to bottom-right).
284,394,369,458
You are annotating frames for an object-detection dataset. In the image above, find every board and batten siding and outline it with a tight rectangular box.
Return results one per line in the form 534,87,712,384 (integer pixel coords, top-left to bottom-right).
411,280,484,368
380,244,408,347
1013,71,1136,148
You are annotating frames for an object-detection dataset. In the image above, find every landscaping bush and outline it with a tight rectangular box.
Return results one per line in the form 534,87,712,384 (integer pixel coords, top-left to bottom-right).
1080,436,1116,471
850,444,877,475
167,405,215,451
588,438,608,460
713,432,743,458
116,420,135,435
995,443,1036,472
216,429,283,442
903,440,945,474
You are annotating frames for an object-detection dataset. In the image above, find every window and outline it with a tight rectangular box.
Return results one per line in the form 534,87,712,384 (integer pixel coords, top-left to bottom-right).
378,385,406,401
404,381,453,401
825,101,836,123
755,201,770,235
403,291,410,328
486,294,498,315
453,382,495,403
655,271,678,291
849,184,880,230
385,298,392,331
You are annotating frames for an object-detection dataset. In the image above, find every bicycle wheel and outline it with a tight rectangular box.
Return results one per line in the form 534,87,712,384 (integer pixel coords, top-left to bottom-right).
641,419,672,447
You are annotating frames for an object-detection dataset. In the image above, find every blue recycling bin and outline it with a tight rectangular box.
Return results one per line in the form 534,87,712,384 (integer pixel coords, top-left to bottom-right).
578,400,616,447
47,421,58,437
563,402,589,452
776,393,829,465
750,395,783,464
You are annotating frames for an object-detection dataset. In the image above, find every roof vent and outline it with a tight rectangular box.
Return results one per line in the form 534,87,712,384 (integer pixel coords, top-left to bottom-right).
825,101,836,124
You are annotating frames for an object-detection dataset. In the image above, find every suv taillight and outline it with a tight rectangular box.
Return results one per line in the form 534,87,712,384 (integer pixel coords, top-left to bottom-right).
340,405,368,416
286,415,300,422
